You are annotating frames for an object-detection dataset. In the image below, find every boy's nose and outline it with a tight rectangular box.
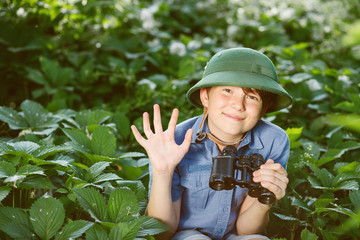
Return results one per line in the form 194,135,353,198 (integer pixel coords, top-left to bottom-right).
232,95,246,111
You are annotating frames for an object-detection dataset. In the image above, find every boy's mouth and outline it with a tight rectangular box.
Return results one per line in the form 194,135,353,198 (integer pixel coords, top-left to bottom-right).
222,112,245,121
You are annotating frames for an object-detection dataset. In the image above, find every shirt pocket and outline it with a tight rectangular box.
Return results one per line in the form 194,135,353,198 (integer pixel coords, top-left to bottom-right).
180,167,211,210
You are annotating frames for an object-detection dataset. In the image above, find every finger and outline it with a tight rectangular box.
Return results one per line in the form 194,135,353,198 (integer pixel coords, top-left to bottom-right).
180,129,193,152
167,108,179,134
153,104,163,133
131,125,146,147
261,161,287,175
143,112,153,137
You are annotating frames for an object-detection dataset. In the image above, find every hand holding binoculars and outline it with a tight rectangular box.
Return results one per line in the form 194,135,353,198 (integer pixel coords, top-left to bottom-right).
209,145,276,205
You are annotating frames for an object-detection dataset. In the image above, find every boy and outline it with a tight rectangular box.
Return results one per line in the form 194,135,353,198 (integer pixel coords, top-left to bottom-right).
131,48,292,240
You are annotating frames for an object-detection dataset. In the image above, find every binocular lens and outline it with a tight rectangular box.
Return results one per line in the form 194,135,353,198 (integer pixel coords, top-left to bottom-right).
209,179,225,191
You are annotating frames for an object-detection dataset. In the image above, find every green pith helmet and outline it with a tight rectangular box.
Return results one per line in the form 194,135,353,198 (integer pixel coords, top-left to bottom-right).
186,47,292,112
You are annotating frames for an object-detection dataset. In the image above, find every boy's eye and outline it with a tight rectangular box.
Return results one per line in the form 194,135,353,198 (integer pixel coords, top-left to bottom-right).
246,95,259,101
223,88,232,93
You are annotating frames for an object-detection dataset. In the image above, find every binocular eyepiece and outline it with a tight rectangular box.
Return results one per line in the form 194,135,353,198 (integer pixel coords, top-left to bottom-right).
209,145,276,205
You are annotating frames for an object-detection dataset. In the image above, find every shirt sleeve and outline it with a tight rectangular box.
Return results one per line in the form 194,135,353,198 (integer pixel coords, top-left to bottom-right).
270,132,290,169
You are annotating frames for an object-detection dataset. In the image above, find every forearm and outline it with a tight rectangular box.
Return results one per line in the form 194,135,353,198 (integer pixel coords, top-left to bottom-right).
236,198,271,235
146,171,179,233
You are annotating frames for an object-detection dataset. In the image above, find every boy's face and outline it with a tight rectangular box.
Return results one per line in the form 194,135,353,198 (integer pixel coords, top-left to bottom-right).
200,86,264,142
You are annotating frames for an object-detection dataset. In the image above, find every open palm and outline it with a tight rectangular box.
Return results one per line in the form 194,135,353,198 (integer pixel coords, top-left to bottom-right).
131,104,192,174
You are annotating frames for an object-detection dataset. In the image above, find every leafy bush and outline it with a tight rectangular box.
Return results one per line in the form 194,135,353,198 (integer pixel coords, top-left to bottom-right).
1,0,360,239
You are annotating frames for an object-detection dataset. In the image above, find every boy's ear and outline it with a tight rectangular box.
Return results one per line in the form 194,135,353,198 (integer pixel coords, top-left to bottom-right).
199,88,209,108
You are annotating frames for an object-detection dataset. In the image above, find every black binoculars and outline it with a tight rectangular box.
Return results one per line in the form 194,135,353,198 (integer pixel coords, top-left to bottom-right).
209,145,276,205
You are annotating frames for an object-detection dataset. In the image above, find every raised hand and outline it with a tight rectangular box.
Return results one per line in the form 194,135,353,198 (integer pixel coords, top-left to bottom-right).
131,104,193,175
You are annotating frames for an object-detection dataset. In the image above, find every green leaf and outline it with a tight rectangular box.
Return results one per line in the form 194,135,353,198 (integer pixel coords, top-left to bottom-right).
10,141,40,155
85,223,108,240
87,110,112,126
29,197,65,240
55,220,94,240
0,207,33,239
116,181,146,202
92,173,121,183
109,222,140,240
0,161,16,178
124,166,142,180
349,191,360,210
33,145,71,159
62,128,91,151
301,229,318,240
88,162,110,180
73,188,107,222
118,152,145,159
136,216,169,237
107,188,139,223
0,106,28,129
19,175,55,189
0,186,11,203
113,112,130,139
90,126,116,156
20,100,49,129
18,164,45,175
286,127,303,149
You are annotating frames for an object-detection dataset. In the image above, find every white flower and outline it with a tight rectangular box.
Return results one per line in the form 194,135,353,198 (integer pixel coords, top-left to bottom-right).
169,41,186,56
338,75,351,85
306,79,322,91
187,40,201,50
227,25,239,38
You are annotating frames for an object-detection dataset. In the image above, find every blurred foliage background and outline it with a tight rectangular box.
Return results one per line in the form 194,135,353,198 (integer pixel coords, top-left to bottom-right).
0,0,360,239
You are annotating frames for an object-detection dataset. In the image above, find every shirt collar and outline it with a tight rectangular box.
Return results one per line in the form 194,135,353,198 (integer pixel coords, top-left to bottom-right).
190,114,264,150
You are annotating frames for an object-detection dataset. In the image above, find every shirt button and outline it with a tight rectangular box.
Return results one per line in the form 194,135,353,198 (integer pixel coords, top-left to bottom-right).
223,207,228,212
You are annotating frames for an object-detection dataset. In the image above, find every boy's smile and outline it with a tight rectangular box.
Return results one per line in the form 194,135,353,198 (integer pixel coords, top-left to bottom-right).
200,86,264,144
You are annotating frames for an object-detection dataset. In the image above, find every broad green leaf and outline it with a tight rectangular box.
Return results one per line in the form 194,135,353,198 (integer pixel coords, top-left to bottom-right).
118,152,145,159
87,110,112,126
0,161,16,178
109,222,140,240
291,198,313,212
136,216,170,237
107,188,139,223
113,112,130,139
116,181,146,202
85,223,108,240
349,191,360,210
73,188,107,222
18,164,45,175
19,175,55,189
90,126,116,156
290,72,312,83
89,161,110,180
335,180,359,191
108,224,123,240
25,66,48,85
55,220,94,240
0,106,28,129
124,166,142,180
0,186,11,203
337,161,359,173
10,141,40,154
62,128,91,150
0,207,33,239
20,100,49,129
33,145,71,159
286,127,302,149
92,173,121,183
29,197,65,240
308,164,333,187
301,229,318,240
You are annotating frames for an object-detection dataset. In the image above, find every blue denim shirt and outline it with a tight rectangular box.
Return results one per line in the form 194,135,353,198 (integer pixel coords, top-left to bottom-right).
148,115,289,240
